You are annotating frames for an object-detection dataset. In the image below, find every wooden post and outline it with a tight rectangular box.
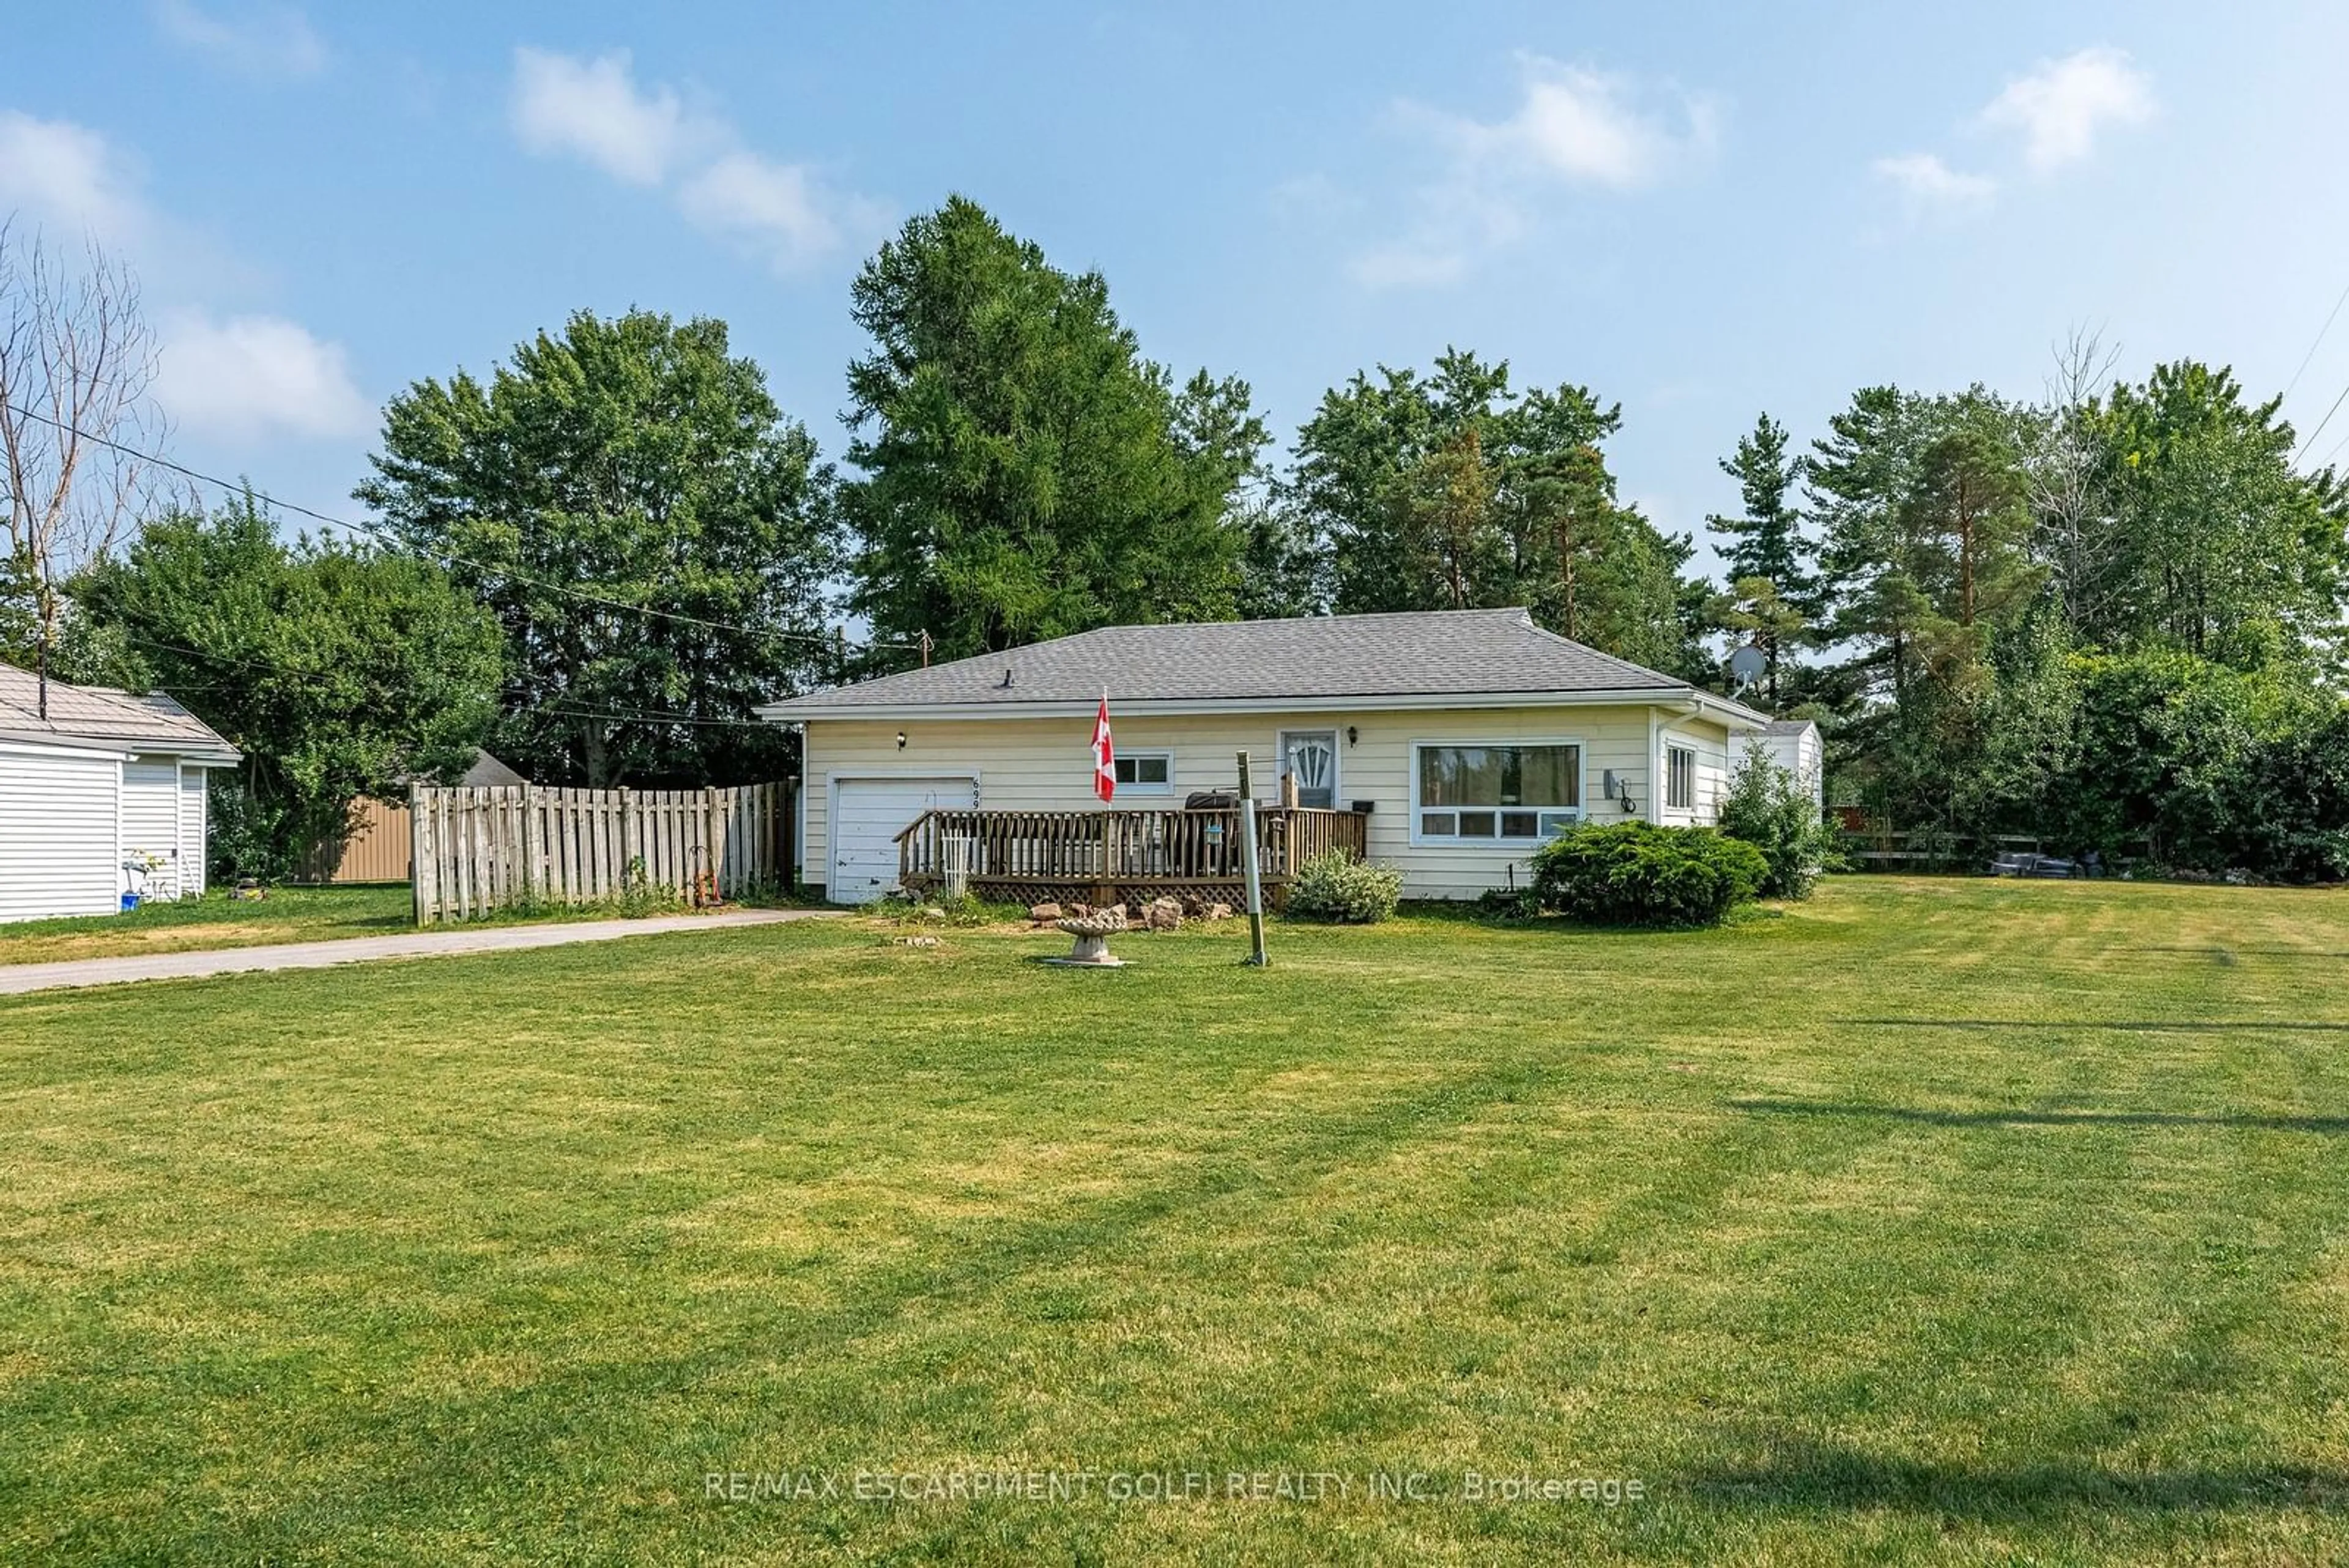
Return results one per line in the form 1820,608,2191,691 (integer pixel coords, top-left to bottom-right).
410,782,429,925
1237,750,1267,967
782,778,798,893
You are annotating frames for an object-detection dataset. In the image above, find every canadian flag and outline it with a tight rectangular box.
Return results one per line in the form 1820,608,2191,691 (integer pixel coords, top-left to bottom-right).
1091,691,1115,803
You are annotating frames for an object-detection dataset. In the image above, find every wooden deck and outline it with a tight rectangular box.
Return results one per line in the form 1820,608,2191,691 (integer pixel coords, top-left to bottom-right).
896,806,1370,908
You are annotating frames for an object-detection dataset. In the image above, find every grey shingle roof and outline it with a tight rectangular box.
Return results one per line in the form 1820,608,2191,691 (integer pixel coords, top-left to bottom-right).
0,664,242,760
762,608,1761,719
1760,718,1816,736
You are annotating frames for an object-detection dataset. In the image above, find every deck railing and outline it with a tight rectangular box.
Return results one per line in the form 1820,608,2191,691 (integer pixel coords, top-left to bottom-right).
896,806,1368,897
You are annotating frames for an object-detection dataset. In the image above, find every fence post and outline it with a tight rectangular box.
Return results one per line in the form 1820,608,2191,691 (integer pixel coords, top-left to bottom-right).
620,786,636,892
410,783,429,925
782,778,797,892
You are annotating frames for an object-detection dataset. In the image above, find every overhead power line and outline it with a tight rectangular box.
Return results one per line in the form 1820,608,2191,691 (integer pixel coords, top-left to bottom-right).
0,396,922,654
2291,381,2349,466
2281,275,2349,406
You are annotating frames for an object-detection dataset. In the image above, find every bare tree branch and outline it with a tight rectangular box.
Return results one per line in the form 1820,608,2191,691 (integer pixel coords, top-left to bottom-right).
2022,325,2122,632
0,219,164,715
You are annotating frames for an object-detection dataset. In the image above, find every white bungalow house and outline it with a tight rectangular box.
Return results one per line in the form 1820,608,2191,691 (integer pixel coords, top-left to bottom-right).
758,607,1774,904
0,665,241,921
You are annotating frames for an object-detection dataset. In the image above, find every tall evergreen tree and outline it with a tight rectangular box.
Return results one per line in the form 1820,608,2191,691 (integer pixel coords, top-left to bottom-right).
1284,349,1705,674
1707,412,1819,699
839,198,1267,658
1707,413,1816,601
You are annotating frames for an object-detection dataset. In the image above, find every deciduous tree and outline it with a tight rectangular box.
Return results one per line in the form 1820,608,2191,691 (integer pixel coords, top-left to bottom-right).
71,496,504,879
357,308,834,786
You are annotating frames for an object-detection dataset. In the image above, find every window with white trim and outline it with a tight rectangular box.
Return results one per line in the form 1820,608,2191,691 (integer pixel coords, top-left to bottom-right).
1666,744,1696,811
1113,751,1173,794
1416,743,1580,842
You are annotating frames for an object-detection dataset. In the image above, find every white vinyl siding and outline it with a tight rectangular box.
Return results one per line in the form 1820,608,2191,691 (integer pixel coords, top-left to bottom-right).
179,765,210,896
121,759,182,899
802,706,1739,901
1657,724,1731,825
0,745,122,921
1752,729,1824,811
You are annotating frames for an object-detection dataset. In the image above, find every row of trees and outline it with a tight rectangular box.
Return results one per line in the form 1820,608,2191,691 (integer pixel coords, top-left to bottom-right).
1705,352,2349,877
9,197,2349,879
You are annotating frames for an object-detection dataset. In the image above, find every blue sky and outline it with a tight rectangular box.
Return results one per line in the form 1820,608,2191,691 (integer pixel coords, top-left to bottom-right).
8,2,2348,577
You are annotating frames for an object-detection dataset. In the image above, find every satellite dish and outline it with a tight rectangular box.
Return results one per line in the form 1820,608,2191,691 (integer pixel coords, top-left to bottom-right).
1728,644,1768,689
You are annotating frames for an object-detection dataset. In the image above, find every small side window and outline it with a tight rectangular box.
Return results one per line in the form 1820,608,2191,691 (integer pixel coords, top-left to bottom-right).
1114,752,1174,794
1666,745,1696,811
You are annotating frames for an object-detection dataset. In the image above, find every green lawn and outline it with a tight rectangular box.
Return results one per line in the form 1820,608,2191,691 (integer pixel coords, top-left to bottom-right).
2,879,2345,1564
0,884,414,965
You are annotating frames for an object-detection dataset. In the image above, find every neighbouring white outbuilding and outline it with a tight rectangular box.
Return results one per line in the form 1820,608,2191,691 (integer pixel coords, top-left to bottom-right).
759,607,1779,904
1750,718,1825,812
0,664,241,923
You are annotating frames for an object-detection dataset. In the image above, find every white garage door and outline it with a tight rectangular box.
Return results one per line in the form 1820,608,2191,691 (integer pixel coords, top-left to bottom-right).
831,776,976,904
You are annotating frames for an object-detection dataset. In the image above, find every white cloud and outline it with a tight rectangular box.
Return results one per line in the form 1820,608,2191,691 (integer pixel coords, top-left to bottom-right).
0,111,150,243
154,1,328,80
1413,56,1718,192
508,46,881,271
510,46,711,187
677,152,842,270
1872,152,1997,214
156,310,371,441
1352,56,1715,289
1980,46,2155,174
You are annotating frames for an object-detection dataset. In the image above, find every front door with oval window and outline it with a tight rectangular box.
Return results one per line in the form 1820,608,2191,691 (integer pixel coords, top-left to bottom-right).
1280,730,1338,809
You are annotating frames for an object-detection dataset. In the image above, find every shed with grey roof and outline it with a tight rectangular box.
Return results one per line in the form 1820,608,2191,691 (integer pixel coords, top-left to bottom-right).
0,665,242,921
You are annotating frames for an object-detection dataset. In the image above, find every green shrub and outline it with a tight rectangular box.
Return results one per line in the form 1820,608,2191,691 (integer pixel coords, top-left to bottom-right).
1284,850,1405,924
1530,820,1767,927
1719,743,1841,899
1474,885,1542,921
875,892,1028,926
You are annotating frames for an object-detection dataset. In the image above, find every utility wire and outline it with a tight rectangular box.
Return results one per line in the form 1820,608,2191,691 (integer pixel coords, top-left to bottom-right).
121,634,789,730
2291,379,2349,466
2282,276,2349,405
537,702,777,730
0,396,922,653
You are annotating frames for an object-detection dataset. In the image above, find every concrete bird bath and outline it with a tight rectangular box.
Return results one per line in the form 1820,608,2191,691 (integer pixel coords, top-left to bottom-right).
1047,908,1127,967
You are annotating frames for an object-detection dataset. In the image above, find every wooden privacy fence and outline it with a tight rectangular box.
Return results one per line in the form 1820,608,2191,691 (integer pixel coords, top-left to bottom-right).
295,797,414,884
411,782,795,924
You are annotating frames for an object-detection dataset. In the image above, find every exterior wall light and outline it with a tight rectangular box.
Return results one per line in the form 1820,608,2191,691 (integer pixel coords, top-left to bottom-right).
896,731,908,750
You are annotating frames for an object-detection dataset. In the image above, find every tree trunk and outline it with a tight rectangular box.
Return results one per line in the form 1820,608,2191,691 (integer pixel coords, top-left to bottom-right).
1957,474,1976,628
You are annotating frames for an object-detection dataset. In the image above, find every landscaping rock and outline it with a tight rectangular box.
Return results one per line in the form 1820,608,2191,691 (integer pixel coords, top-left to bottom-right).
894,935,941,948
1202,902,1233,921
1028,901,1063,921
1142,897,1183,932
